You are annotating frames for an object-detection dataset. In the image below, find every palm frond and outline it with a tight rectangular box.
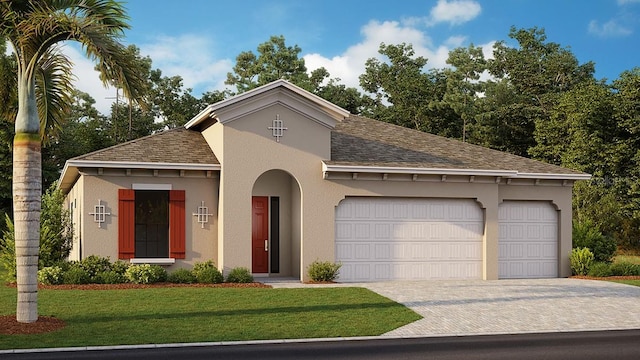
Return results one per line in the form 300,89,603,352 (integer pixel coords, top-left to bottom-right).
35,46,73,143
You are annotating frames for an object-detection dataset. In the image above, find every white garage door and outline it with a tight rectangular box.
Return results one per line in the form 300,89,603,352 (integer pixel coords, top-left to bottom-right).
335,198,484,282
498,201,558,279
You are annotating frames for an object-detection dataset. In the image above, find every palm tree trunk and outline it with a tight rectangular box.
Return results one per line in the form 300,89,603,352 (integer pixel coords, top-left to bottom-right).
13,76,41,324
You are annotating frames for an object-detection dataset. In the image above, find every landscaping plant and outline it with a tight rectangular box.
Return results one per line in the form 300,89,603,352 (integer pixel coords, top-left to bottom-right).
226,267,254,283
125,264,167,284
167,268,196,284
307,260,342,282
192,260,223,284
570,247,594,276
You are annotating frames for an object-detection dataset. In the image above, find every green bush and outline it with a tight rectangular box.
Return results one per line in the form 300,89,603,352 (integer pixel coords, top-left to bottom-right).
226,267,253,283
570,247,594,276
79,255,112,283
610,261,640,276
193,260,223,284
307,260,342,282
63,264,90,284
125,264,167,284
196,267,223,284
573,220,617,263
97,270,128,284
587,262,612,277
110,260,130,276
167,268,196,284
38,266,64,285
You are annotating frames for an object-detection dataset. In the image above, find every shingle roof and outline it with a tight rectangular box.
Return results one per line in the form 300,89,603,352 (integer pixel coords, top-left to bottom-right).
328,115,583,175
72,128,219,164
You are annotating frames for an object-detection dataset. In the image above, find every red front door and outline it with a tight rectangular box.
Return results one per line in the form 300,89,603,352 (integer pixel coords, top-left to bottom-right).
252,196,269,273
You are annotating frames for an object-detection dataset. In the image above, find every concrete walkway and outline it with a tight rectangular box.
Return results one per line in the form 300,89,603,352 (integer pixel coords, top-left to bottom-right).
267,278,640,337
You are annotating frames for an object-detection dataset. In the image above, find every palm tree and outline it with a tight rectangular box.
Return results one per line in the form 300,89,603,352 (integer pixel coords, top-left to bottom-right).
1,0,146,323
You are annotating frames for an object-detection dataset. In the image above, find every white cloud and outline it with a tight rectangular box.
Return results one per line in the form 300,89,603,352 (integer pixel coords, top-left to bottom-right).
617,0,640,5
429,0,482,26
61,35,234,115
139,34,233,94
303,20,481,93
588,19,632,37
62,44,116,115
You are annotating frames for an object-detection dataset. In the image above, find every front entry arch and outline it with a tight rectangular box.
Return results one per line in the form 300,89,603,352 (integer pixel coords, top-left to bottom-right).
251,169,302,278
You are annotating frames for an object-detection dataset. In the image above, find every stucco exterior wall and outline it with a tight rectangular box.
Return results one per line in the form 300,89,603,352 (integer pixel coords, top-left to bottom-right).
73,169,218,270
65,175,84,261
203,101,576,281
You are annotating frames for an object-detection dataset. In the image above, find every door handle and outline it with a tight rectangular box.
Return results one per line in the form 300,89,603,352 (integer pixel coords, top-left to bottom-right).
265,240,268,252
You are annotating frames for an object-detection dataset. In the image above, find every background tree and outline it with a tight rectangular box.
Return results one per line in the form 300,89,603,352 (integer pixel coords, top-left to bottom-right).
360,43,460,136
1,0,146,323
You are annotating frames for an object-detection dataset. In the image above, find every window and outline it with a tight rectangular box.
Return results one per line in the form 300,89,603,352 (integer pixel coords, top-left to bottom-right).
118,189,185,260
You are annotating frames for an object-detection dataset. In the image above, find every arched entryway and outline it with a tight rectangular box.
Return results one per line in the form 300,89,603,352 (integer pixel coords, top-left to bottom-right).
251,169,302,278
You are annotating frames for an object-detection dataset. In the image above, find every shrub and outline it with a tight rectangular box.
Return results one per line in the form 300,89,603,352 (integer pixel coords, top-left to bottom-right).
573,220,617,263
97,270,128,284
79,255,112,283
193,260,223,284
587,262,612,277
226,267,253,283
307,260,342,282
38,266,64,285
63,264,90,284
125,264,167,284
110,260,130,277
570,247,594,276
167,268,196,284
610,262,640,276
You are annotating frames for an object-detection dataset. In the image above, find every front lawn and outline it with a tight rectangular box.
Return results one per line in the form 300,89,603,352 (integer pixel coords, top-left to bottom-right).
0,285,421,350
607,279,640,287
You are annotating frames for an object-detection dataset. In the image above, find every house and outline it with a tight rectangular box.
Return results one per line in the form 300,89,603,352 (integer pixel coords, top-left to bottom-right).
58,79,590,282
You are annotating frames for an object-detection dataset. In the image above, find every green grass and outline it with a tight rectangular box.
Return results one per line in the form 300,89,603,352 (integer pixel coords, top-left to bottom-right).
608,279,640,287
613,255,640,265
0,285,421,350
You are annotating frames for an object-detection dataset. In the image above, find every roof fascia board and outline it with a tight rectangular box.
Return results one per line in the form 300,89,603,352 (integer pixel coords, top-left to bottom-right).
66,160,221,171
322,163,591,180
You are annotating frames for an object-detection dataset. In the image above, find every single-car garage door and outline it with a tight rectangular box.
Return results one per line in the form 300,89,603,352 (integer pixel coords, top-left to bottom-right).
498,201,558,279
335,197,484,282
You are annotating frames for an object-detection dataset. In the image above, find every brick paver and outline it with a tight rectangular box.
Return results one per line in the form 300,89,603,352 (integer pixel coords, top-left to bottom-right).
268,278,640,337
362,279,640,337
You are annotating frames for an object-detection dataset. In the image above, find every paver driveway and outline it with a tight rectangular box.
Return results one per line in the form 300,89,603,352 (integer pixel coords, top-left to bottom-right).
361,278,640,337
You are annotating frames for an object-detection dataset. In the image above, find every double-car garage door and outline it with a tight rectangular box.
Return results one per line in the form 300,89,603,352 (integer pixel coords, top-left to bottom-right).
335,198,558,282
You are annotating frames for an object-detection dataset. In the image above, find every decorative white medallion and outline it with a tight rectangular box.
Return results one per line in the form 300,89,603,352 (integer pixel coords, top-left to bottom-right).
268,114,288,142
193,201,213,228
89,199,111,228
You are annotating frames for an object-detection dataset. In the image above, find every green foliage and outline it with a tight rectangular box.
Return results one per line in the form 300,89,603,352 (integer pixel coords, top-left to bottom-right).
37,266,64,285
125,264,167,284
63,264,90,285
78,255,112,283
97,270,128,284
0,215,16,281
192,260,223,284
572,220,617,263
570,247,594,276
225,267,254,283
167,268,196,284
587,262,613,277
609,262,640,276
307,260,342,282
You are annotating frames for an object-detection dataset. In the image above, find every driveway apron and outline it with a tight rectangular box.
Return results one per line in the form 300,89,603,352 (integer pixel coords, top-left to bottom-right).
360,279,640,337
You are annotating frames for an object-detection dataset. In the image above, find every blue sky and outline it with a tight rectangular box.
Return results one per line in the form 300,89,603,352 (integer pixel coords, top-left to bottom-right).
65,0,640,114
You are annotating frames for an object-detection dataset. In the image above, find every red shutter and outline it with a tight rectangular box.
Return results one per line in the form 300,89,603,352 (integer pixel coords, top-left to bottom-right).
118,189,135,259
169,190,186,259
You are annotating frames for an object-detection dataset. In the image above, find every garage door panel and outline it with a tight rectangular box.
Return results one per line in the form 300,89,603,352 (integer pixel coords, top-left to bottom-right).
336,198,483,282
499,201,558,279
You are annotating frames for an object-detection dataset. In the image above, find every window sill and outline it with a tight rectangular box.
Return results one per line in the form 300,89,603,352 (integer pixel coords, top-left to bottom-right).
130,258,176,265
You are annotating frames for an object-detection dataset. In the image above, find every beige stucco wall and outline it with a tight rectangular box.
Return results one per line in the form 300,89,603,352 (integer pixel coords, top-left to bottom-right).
68,169,218,270
203,100,576,281
65,175,84,261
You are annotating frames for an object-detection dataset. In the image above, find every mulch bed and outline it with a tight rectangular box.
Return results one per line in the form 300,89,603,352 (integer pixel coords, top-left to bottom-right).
0,316,66,335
